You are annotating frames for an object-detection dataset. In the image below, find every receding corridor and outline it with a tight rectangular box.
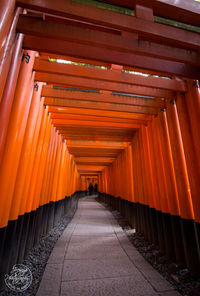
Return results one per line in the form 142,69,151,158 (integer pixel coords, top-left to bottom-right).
1,1,200,295
37,196,180,296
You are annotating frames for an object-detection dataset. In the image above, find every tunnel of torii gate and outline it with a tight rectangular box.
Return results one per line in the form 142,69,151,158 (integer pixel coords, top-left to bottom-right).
0,0,200,287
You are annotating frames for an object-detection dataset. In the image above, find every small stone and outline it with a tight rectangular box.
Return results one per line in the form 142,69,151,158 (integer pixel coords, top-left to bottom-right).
171,274,181,283
158,255,167,264
167,263,179,274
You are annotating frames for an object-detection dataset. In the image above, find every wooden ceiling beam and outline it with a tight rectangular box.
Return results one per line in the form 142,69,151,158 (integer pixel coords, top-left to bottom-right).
62,135,134,142
50,113,148,125
36,65,185,92
24,36,200,79
16,1,200,49
42,87,166,109
101,0,200,26
36,72,172,98
44,97,158,115
74,157,115,163
53,119,142,129
66,140,128,149
18,17,198,68
48,106,152,120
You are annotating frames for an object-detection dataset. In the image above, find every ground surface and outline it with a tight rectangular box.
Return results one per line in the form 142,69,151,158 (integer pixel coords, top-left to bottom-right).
37,195,181,296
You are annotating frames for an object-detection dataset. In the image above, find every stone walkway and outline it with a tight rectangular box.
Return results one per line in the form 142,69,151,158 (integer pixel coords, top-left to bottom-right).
37,196,181,296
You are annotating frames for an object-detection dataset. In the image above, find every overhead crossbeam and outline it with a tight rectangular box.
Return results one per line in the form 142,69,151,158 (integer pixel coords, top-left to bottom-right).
36,62,186,92
16,1,200,49
45,97,157,115
101,0,200,26
62,135,134,142
66,140,128,149
48,106,152,121
50,113,148,125
37,72,173,98
42,87,166,109
74,157,115,163
24,36,200,79
53,119,141,129
20,19,199,68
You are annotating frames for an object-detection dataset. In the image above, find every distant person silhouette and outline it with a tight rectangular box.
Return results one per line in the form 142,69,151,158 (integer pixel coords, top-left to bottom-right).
94,183,98,193
88,183,93,195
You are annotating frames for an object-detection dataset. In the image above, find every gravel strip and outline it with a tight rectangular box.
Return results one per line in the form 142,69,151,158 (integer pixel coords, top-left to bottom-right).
98,200,200,296
0,198,79,296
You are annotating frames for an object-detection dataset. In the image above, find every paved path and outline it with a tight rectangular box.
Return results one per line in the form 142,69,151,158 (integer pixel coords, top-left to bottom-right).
37,196,181,296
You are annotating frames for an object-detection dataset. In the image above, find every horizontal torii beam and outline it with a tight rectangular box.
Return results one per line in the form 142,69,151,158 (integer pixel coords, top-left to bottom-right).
64,135,134,141
42,87,166,108
18,16,199,68
79,173,100,176
16,1,200,49
53,119,141,129
44,97,158,114
50,113,148,125
24,36,200,79
48,106,152,121
74,157,116,163
77,165,107,171
36,62,185,92
67,145,126,151
36,72,172,98
103,0,200,26
66,140,128,148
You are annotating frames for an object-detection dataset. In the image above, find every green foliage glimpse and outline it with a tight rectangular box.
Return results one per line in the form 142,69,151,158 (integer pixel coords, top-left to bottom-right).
72,0,134,15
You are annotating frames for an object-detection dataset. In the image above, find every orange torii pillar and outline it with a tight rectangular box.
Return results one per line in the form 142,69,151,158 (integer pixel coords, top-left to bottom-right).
184,81,200,243
165,98,200,276
0,0,19,103
0,50,36,286
7,83,44,268
156,112,184,265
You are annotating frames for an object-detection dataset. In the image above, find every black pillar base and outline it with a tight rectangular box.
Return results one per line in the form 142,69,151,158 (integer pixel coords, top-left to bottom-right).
181,218,200,277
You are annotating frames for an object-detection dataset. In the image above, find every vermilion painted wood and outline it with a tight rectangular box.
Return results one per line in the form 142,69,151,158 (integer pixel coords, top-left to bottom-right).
46,128,59,203
9,82,43,221
0,0,15,56
51,135,62,202
16,0,200,49
24,35,200,79
53,119,141,129
50,113,147,126
176,93,200,223
19,99,45,216
44,97,157,115
158,112,180,217
41,87,166,109
66,140,128,148
36,72,172,99
56,142,67,199
141,126,157,210
0,51,36,228
26,107,48,213
0,34,23,165
104,0,200,26
185,81,200,181
0,0,16,102
37,62,185,92
166,100,194,220
29,23,199,67
34,116,52,209
40,125,55,206
58,141,68,198
149,120,169,212
48,106,152,121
